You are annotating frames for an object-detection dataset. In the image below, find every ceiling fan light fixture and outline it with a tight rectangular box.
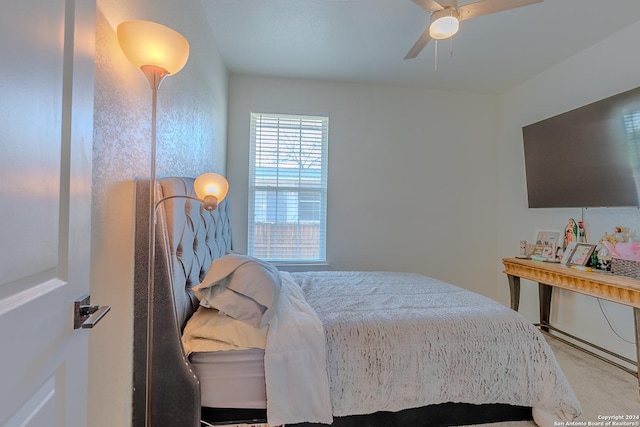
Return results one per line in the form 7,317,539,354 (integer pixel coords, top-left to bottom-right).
429,8,460,39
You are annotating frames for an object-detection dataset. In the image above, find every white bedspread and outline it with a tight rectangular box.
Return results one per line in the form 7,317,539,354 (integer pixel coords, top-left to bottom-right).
264,272,333,426
291,271,581,424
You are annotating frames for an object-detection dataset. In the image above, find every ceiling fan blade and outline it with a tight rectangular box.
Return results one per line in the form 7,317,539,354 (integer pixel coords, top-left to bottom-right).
412,0,444,13
404,27,432,59
458,0,542,21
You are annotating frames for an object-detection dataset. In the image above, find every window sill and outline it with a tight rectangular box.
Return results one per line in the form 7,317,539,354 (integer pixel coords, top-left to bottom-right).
273,263,329,272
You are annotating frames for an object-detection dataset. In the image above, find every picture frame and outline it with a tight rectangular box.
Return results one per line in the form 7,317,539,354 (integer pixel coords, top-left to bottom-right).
560,241,577,265
566,243,597,266
533,229,561,261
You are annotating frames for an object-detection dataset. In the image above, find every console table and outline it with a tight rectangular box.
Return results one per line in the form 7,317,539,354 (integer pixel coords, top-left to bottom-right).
502,257,640,387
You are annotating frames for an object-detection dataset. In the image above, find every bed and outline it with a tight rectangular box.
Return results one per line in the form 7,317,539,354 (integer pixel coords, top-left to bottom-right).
133,177,581,427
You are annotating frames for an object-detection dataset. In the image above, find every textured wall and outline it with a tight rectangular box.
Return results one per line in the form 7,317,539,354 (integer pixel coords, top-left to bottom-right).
89,1,228,425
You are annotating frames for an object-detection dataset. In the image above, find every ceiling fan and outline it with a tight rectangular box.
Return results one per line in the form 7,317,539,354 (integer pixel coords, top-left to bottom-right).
405,0,543,59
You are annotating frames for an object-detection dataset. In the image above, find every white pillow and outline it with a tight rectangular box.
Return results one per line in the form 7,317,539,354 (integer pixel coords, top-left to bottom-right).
182,306,268,355
194,254,281,327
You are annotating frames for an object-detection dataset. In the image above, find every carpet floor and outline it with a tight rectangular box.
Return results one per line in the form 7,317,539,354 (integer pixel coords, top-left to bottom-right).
463,334,639,427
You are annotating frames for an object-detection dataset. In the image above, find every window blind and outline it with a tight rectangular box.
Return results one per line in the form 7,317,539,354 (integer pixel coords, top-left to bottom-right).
248,113,328,262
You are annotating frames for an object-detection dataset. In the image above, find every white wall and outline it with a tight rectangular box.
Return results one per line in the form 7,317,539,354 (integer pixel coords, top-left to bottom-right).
497,21,640,364
89,1,228,425
227,75,500,296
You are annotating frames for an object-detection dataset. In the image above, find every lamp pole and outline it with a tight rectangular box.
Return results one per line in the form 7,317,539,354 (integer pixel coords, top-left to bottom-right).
141,65,168,427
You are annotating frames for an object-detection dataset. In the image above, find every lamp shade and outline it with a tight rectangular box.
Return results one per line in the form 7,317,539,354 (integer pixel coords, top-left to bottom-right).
429,9,459,39
194,173,229,210
117,20,189,75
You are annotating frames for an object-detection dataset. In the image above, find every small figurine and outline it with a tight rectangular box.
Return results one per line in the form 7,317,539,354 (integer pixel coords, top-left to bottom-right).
564,218,578,250
578,221,586,242
614,226,626,243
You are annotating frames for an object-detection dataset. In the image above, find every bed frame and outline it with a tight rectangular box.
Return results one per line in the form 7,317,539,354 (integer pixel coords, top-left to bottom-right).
133,177,532,427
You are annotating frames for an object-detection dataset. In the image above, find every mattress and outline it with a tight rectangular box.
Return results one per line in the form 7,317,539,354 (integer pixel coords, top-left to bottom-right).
189,348,267,409
290,270,581,424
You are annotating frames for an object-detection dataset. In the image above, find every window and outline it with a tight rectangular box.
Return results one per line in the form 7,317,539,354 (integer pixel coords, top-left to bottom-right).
248,113,328,263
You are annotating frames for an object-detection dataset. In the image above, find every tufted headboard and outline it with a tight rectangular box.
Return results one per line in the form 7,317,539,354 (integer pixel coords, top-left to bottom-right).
133,177,232,427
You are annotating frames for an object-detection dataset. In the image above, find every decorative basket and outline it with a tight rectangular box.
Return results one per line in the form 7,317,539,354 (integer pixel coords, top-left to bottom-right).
610,257,640,279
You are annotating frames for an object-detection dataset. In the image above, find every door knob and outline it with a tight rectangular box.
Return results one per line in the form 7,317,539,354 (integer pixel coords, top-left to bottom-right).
73,294,111,329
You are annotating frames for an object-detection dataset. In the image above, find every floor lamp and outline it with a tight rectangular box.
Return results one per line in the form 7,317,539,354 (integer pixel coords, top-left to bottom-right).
117,20,189,427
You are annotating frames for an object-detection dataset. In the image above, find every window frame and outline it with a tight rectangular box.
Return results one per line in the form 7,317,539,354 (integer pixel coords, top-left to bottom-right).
247,112,329,264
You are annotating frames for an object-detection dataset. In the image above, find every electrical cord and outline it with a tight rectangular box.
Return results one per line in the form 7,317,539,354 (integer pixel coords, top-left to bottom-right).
597,298,636,344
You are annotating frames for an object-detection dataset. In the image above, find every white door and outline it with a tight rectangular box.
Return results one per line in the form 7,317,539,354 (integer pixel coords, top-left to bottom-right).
0,0,97,426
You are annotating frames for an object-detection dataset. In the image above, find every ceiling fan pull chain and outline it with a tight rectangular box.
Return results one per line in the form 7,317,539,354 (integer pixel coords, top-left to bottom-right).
450,36,454,58
434,39,438,73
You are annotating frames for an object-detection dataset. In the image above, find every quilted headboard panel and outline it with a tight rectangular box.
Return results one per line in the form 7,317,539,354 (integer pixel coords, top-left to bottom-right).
133,177,232,427
156,177,232,328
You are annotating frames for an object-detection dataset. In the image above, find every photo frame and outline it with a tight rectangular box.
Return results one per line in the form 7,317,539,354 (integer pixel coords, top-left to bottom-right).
566,243,596,266
560,241,577,265
533,229,561,261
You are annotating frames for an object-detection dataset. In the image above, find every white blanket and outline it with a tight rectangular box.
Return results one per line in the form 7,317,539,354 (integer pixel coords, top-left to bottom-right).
291,271,582,425
264,272,333,426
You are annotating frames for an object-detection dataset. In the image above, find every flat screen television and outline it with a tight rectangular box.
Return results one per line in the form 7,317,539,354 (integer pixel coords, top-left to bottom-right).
522,86,640,208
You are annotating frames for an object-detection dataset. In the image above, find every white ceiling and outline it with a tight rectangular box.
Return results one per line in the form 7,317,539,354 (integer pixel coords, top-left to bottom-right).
201,0,640,93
